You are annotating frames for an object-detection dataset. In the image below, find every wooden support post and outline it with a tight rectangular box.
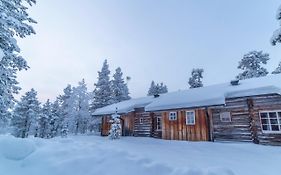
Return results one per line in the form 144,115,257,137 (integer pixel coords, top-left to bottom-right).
247,98,259,144
205,107,214,142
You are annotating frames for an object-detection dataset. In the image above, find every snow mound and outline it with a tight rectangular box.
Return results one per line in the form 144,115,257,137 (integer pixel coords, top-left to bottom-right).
0,135,36,160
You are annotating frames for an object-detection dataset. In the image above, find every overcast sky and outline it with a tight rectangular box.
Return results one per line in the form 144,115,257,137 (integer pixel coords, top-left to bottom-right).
17,0,281,102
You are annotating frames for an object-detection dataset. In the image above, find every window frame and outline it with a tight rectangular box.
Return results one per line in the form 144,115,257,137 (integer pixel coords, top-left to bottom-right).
220,112,232,122
169,112,177,121
259,110,281,134
185,110,196,125
139,118,144,124
156,117,162,131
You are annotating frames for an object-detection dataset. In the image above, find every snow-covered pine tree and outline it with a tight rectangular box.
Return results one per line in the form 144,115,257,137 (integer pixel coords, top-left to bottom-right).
91,60,113,110
272,62,281,74
60,85,75,137
0,0,36,129
37,99,52,138
271,5,281,45
72,79,91,134
188,68,204,89
111,67,131,103
147,81,168,96
11,89,40,138
236,51,270,80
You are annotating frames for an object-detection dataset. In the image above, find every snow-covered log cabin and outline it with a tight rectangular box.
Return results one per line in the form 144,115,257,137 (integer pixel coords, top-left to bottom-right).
93,74,281,145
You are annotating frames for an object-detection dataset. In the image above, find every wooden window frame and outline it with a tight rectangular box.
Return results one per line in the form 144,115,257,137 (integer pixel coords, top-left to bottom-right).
169,112,177,121
259,110,281,134
186,110,196,125
156,117,162,131
220,112,232,122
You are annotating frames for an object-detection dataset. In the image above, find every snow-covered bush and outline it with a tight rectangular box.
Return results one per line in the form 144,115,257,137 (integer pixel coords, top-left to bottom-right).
109,114,122,140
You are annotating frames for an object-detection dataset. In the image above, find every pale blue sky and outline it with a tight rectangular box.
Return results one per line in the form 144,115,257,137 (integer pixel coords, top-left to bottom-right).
17,0,281,102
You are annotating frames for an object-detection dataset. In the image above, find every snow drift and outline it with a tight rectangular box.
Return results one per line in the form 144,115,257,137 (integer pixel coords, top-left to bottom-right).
0,135,280,175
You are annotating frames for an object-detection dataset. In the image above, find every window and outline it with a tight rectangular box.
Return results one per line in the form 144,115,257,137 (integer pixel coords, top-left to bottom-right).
139,118,144,124
156,117,162,130
220,112,231,122
186,111,195,125
169,112,177,120
260,111,281,133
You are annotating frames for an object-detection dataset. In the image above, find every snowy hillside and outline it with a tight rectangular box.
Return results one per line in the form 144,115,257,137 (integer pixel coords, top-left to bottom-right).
0,135,280,175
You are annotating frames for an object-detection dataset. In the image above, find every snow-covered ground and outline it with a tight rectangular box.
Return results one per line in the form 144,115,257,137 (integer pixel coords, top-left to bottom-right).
0,135,280,175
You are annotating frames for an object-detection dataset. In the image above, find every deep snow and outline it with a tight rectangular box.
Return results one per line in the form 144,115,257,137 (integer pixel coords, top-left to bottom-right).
0,135,280,175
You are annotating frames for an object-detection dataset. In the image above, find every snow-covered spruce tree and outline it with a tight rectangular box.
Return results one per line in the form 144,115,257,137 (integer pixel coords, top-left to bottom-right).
37,99,52,138
59,85,75,137
147,81,168,96
147,81,156,96
158,82,168,94
11,89,40,138
49,99,61,138
91,60,113,111
0,0,36,128
271,5,281,45
72,79,91,134
188,68,204,89
111,67,131,103
272,62,281,74
236,51,270,80
109,113,122,139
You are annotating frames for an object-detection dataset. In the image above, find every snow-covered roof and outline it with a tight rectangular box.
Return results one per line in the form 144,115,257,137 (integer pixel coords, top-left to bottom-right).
93,96,156,116
93,75,281,115
145,74,281,111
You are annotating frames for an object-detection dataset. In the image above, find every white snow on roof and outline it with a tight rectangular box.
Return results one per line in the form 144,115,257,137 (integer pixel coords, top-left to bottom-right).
145,74,281,111
93,96,156,116
93,75,281,115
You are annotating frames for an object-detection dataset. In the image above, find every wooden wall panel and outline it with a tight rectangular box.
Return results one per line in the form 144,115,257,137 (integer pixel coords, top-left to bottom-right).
160,109,209,141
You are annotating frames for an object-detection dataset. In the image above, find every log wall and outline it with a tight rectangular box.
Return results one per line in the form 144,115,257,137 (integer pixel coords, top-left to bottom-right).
212,94,281,145
133,112,152,137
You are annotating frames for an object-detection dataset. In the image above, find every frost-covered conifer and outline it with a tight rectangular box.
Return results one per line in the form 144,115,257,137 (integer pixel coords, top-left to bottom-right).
11,89,40,138
91,60,113,110
158,82,168,94
148,81,156,96
109,113,122,140
60,85,75,137
272,62,281,74
271,5,281,45
148,81,168,96
37,99,52,138
111,67,131,103
236,51,269,80
0,0,36,128
188,68,204,89
49,99,61,138
72,79,91,134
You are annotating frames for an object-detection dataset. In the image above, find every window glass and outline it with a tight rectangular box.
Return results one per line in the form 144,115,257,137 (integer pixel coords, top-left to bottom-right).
260,111,281,132
186,111,195,125
220,112,231,122
156,117,162,130
169,112,177,120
